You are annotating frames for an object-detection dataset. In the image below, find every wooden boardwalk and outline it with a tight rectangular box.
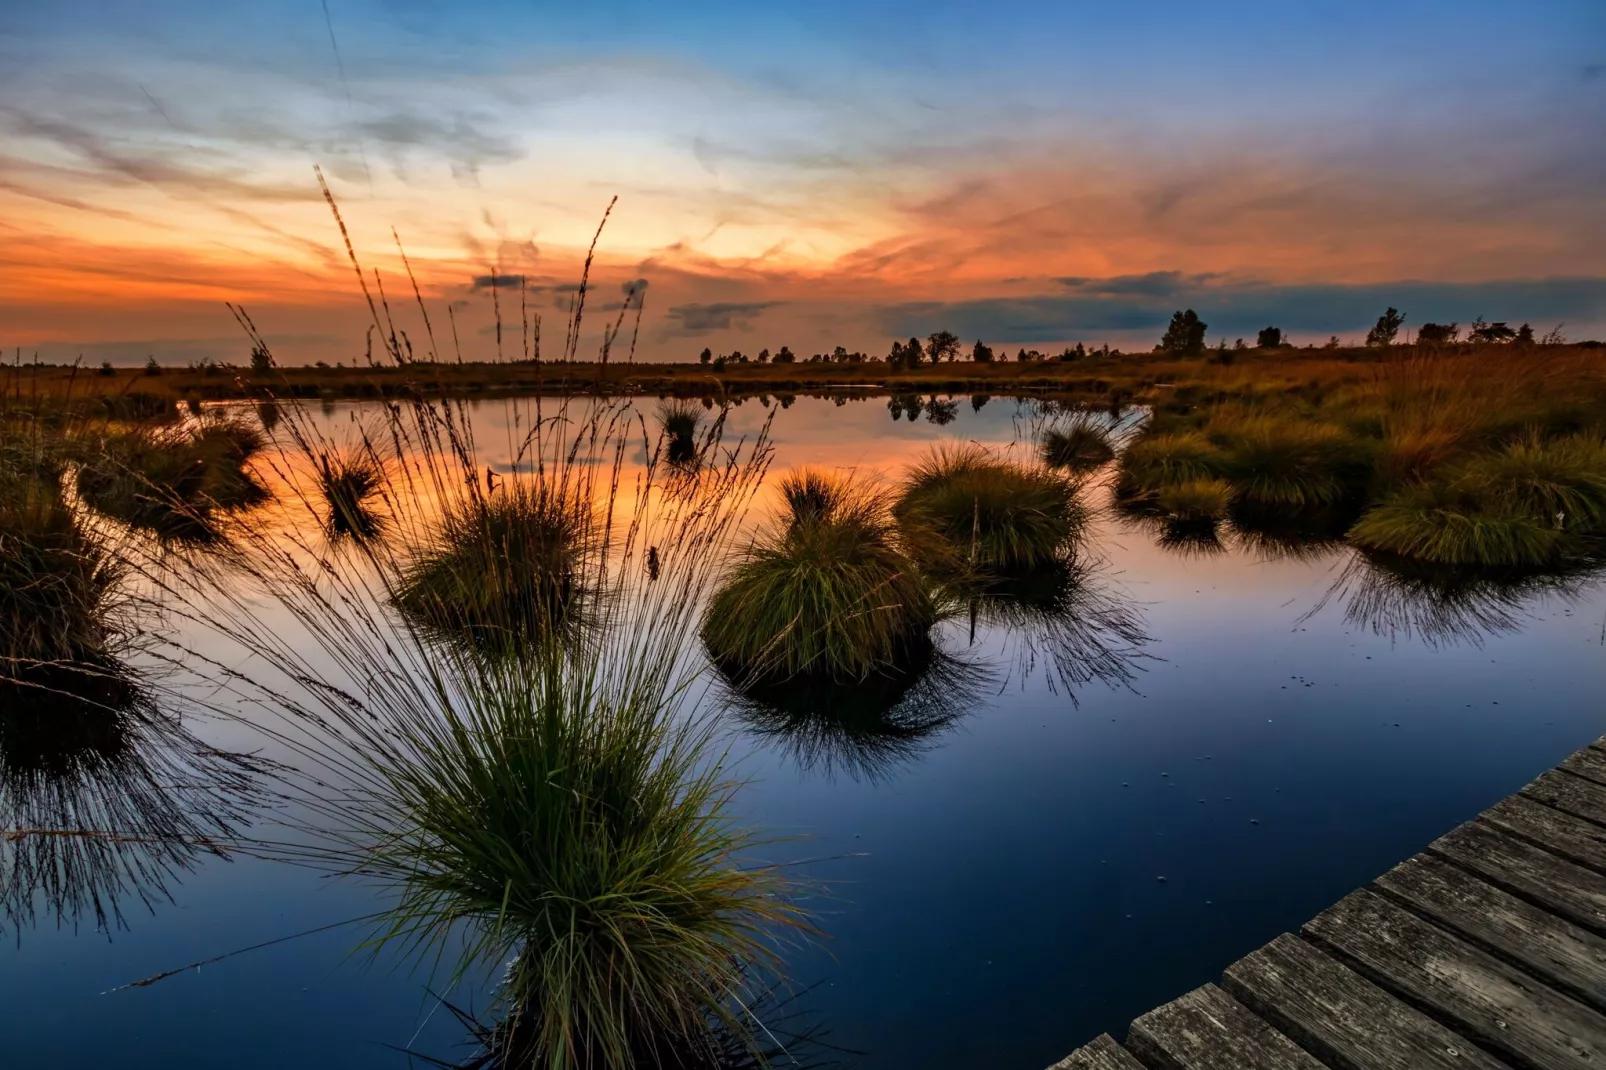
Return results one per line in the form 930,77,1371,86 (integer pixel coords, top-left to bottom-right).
1050,736,1606,1070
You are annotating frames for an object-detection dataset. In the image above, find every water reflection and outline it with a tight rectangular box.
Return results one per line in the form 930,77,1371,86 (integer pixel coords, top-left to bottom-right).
0,673,261,938
715,646,987,783
943,555,1151,698
1308,549,1606,648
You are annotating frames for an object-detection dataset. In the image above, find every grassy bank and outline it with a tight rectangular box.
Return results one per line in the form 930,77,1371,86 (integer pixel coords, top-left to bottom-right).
8,341,1601,410
1113,346,1606,568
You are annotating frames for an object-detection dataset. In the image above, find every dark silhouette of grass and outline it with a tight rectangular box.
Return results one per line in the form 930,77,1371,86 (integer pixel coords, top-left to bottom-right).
315,447,385,541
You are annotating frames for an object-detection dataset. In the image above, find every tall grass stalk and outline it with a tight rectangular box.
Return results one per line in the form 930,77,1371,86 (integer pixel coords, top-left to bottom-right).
137,372,808,1067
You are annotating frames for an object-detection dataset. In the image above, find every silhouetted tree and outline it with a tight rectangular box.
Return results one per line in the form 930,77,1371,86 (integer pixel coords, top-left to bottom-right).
1256,326,1284,348
971,394,990,412
1469,317,1516,344
1515,323,1535,346
971,339,995,363
699,347,712,365
1324,335,1342,349
758,348,771,363
1417,322,1459,345
249,343,273,372
1160,310,1208,355
1233,338,1246,350
925,396,959,424
773,345,796,363
97,360,115,377
926,330,961,362
1366,307,1405,347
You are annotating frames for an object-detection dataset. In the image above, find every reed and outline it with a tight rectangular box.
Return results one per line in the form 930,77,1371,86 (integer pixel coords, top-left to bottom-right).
135,378,808,1068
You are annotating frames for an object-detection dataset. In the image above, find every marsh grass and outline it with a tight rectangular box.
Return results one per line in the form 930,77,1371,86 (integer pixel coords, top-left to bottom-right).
702,469,933,682
75,415,269,542
315,446,386,541
1114,430,1222,500
896,443,1083,575
394,482,595,655
1155,478,1233,523
1040,423,1115,473
658,399,704,467
0,476,125,673
1214,419,1368,507
138,357,808,1068
1348,480,1561,567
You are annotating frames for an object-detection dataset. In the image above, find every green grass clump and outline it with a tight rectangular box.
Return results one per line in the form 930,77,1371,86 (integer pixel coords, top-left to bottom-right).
316,448,385,540
1215,419,1369,507
896,443,1083,574
1115,430,1223,498
1156,478,1234,523
395,483,593,654
363,663,803,1068
703,469,934,681
1040,424,1115,473
1349,480,1562,567
1455,435,1606,532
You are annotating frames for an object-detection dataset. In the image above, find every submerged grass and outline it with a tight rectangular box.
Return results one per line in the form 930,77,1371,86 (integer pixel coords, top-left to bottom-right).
702,469,934,682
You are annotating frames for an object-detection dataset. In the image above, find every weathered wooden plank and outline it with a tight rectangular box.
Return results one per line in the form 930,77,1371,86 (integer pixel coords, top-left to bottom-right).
1221,932,1508,1070
1375,852,1606,1013
1304,889,1606,1070
1523,769,1606,828
1125,983,1323,1070
1047,1033,1147,1070
1559,745,1606,789
1428,819,1606,936
1482,794,1606,875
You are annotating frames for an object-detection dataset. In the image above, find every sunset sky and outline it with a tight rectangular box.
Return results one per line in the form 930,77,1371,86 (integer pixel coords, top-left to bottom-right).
2,0,1603,364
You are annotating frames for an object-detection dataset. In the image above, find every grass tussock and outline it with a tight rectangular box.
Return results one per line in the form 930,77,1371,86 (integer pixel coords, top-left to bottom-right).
0,476,124,674
1156,478,1234,523
75,416,269,541
702,469,934,682
316,447,386,541
1215,418,1366,507
658,399,704,466
1040,423,1115,473
395,482,595,654
1348,480,1562,567
896,443,1084,574
1115,430,1222,498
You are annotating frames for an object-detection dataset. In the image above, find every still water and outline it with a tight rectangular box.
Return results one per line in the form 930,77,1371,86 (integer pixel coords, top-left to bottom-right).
3,394,1603,1068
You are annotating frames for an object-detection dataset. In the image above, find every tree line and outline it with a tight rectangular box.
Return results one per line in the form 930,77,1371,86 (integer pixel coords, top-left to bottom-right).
694,309,1579,369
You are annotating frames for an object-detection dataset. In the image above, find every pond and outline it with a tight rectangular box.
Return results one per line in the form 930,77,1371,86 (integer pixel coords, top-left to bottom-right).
3,392,1603,1069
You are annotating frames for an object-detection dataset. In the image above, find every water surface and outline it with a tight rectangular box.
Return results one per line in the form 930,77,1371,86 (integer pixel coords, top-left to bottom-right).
3,394,1602,1069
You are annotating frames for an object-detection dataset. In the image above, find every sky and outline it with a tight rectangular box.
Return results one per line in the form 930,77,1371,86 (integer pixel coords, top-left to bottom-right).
2,0,1604,364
